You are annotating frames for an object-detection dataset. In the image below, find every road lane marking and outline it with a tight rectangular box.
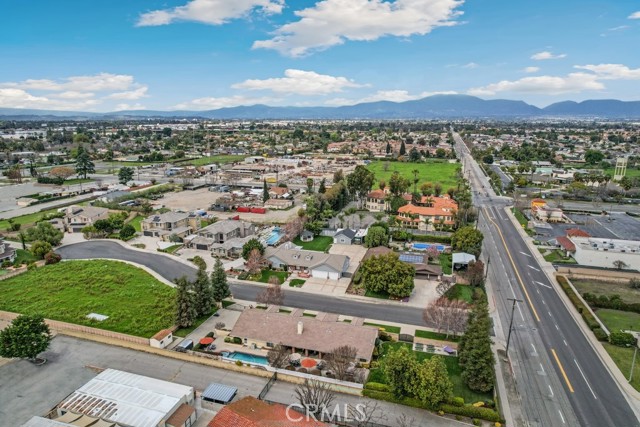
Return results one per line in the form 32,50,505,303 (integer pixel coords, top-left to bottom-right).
542,299,547,305
548,384,554,397
531,343,537,354
535,281,552,289
574,359,598,399
528,265,541,272
563,339,568,346
520,251,532,257
558,410,566,424
551,348,574,392
555,324,560,330
540,363,545,374
484,207,541,322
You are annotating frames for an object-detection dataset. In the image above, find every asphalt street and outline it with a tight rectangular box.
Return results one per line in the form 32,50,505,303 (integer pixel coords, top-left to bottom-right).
455,131,640,427
56,241,427,326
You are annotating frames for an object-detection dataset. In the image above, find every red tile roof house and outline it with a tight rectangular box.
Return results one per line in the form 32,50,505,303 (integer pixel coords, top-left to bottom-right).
397,195,458,231
208,396,329,427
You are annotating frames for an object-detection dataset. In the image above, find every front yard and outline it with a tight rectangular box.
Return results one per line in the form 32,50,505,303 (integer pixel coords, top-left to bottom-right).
292,235,333,252
596,308,640,332
256,269,289,284
0,260,175,337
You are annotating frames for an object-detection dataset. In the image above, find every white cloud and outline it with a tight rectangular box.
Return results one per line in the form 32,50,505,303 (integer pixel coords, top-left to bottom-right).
0,88,100,110
232,69,365,95
531,51,567,60
523,66,540,73
574,63,640,80
106,86,149,100
3,73,135,92
171,95,278,110
608,25,630,31
253,0,464,57
467,73,603,96
628,11,640,19
54,91,96,99
462,62,478,69
137,0,283,26
114,103,146,111
326,89,457,105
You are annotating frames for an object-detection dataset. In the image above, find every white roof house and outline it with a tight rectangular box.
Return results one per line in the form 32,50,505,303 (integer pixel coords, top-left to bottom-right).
56,369,194,427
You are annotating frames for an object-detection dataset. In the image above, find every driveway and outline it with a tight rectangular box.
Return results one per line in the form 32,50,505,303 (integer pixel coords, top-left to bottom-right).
0,335,459,427
329,243,367,275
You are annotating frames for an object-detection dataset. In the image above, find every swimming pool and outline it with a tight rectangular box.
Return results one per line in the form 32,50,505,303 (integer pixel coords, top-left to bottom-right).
412,243,445,251
266,227,283,246
222,351,268,365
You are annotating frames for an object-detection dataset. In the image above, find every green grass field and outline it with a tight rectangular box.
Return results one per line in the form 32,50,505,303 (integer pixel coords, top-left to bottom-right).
292,236,333,252
596,308,640,332
366,160,460,190
173,308,217,337
542,249,577,264
257,269,289,284
14,249,37,265
368,342,492,403
445,284,473,304
0,260,175,337
602,343,640,391
63,178,93,185
439,253,452,275
414,329,461,342
183,155,246,166
127,215,144,232
363,322,401,334
0,207,62,230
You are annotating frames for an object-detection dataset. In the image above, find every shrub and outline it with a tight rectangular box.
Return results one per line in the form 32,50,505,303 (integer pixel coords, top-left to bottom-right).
365,382,390,392
31,240,53,260
592,327,608,341
119,224,136,240
630,278,640,290
438,411,445,416
439,404,502,422
27,262,37,271
353,270,362,284
556,276,600,330
450,396,465,407
224,337,231,343
232,337,242,344
610,331,636,347
215,322,225,330
44,251,62,265
473,419,481,426
455,415,463,421
235,360,243,366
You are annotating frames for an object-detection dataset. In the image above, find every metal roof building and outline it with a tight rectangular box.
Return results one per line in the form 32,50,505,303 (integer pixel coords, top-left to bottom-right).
202,383,237,404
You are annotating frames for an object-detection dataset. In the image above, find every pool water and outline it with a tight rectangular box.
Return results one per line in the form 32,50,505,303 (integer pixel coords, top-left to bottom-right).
412,243,445,251
266,226,283,246
223,351,268,365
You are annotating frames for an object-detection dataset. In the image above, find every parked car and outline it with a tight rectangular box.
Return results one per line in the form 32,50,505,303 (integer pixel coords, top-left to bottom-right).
175,339,193,352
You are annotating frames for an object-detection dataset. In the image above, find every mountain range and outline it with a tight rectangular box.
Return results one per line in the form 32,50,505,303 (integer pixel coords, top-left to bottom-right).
1,95,640,120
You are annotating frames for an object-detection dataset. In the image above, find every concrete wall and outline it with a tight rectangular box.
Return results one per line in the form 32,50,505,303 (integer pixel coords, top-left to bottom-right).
556,265,640,281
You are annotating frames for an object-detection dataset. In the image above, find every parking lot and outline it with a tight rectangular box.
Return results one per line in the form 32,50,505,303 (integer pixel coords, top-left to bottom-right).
536,212,640,241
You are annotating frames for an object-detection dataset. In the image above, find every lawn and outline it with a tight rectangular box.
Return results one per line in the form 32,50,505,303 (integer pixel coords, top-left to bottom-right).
415,329,461,342
0,207,62,230
572,279,640,305
292,236,333,252
363,322,401,334
0,260,175,337
256,269,289,284
289,279,306,288
596,309,640,332
183,155,246,166
512,208,529,228
542,249,577,264
368,342,492,404
439,253,452,275
158,244,182,254
445,284,473,304
63,178,93,185
14,249,37,265
602,343,640,392
364,289,390,300
366,160,460,190
127,214,144,232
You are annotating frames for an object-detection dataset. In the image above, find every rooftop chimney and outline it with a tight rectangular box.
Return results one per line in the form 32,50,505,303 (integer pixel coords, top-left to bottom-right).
297,321,304,335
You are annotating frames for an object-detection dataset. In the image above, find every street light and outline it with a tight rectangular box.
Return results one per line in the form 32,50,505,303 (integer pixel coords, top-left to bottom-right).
506,298,523,354
629,336,640,383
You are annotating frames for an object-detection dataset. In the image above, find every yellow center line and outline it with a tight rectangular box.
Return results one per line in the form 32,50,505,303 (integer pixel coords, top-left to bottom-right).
483,207,541,322
551,348,575,393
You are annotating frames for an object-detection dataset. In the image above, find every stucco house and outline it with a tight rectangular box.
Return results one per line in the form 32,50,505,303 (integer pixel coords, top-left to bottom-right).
142,211,201,241
265,245,349,280
0,239,16,264
64,205,110,233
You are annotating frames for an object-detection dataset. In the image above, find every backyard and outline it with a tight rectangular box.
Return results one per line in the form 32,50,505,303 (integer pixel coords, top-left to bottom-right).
445,284,473,304
127,214,144,232
368,342,492,404
366,160,460,190
0,260,175,337
0,207,62,230
292,236,333,252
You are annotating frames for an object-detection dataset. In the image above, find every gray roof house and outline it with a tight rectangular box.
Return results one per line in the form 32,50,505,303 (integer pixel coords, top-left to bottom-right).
265,246,349,280
64,205,110,233
0,239,16,264
333,228,357,245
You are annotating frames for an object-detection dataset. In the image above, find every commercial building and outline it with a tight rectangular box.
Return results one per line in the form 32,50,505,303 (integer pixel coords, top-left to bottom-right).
570,236,640,269
230,309,378,362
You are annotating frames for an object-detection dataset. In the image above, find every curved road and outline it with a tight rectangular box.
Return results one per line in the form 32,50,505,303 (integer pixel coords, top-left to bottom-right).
57,241,427,325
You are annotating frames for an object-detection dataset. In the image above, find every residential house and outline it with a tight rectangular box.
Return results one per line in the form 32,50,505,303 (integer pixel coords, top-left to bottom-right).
64,205,110,233
187,220,255,256
0,239,16,264
333,228,356,245
365,189,387,212
141,211,201,241
230,309,377,362
397,195,458,231
208,396,328,427
265,245,349,280
268,186,290,199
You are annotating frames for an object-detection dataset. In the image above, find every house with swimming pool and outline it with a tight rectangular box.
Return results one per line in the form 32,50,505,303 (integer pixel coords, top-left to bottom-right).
229,309,378,363
264,245,349,280
397,195,458,231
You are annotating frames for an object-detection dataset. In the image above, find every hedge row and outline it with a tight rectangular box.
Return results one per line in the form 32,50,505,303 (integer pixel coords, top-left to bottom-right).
583,293,640,316
556,276,606,339
391,231,452,244
37,176,65,185
361,389,502,422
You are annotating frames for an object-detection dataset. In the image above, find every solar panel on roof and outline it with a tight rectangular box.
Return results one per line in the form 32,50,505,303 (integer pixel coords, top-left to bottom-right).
399,253,423,264
202,383,237,404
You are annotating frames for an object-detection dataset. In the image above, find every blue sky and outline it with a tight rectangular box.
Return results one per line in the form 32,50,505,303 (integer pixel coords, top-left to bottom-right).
1,0,639,111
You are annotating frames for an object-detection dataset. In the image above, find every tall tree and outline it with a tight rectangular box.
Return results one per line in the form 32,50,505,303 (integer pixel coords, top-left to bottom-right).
413,356,453,408
211,257,231,305
174,276,196,328
267,343,290,368
193,265,214,317
399,140,406,156
242,238,265,260
118,167,134,185
451,226,484,257
25,222,63,246
458,300,495,392
0,314,51,362
262,179,270,202
294,379,336,418
364,225,388,248
346,165,375,207
306,177,314,194
325,345,358,381
384,345,418,398
75,147,95,179
360,253,415,298
49,166,75,181
256,283,284,306
318,178,326,194
333,169,344,183
245,248,265,275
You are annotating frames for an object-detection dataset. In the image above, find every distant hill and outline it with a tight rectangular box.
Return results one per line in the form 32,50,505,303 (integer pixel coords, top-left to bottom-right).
1,95,640,120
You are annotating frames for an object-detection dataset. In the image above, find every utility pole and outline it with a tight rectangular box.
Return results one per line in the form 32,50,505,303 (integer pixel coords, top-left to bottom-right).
484,255,490,281
506,298,523,354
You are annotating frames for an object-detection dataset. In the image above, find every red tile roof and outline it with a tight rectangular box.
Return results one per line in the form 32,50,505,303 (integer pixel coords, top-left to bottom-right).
566,228,591,238
166,404,195,427
366,189,386,199
208,397,328,427
557,236,576,252
151,329,173,341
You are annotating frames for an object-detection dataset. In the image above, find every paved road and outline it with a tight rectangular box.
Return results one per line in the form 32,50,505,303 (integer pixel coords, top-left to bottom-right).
56,241,427,326
455,131,640,427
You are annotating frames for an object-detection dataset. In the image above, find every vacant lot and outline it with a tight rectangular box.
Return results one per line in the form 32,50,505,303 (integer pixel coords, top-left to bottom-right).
368,342,491,404
0,260,175,337
572,278,640,304
183,155,245,166
596,308,640,332
366,160,459,190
